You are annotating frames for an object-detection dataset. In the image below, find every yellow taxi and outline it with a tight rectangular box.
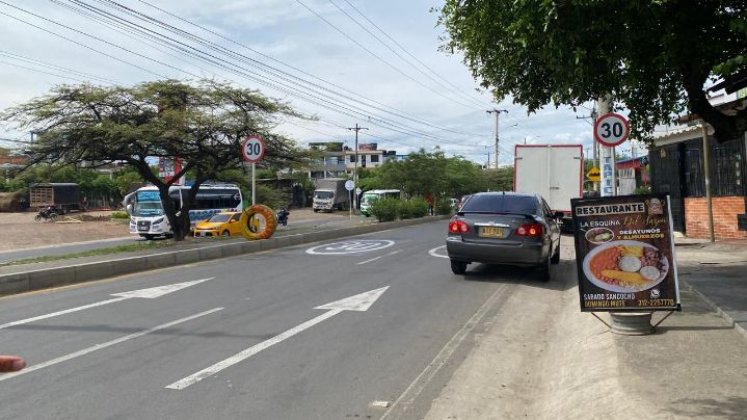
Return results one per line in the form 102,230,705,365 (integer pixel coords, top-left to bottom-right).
193,212,242,238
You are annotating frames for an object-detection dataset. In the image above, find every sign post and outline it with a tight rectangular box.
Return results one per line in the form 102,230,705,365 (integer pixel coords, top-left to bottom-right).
241,135,266,205
345,180,355,220
571,194,681,334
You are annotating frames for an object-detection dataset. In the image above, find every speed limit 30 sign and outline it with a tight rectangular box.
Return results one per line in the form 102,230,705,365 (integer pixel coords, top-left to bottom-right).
241,134,266,163
594,113,630,147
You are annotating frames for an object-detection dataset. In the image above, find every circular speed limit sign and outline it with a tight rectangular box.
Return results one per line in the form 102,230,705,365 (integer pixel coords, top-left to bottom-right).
241,134,266,163
594,113,630,147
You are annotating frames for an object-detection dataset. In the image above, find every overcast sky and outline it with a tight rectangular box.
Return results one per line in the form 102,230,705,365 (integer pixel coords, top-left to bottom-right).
0,0,632,165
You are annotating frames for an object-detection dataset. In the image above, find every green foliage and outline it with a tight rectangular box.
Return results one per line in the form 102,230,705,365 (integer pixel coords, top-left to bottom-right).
482,167,513,192
1,79,305,240
404,199,430,218
438,1,747,143
111,211,130,219
436,198,453,216
370,197,399,222
634,185,652,195
255,184,289,210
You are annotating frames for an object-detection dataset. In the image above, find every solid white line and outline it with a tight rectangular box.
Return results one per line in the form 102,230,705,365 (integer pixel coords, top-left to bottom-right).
357,249,402,265
357,256,383,265
166,309,343,390
0,307,224,383
379,284,508,419
0,297,130,330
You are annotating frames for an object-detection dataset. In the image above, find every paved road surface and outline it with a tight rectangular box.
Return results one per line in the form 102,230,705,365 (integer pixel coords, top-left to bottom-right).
0,221,551,419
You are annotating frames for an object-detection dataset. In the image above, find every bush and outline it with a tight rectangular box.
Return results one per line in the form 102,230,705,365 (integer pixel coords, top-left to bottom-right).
370,197,399,222
111,211,130,219
435,198,453,215
408,199,430,218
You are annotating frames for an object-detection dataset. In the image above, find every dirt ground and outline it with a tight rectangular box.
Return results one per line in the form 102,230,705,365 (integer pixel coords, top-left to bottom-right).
0,208,349,252
0,211,130,252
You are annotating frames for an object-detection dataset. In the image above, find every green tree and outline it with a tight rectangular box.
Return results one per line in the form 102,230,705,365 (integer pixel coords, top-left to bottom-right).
482,166,513,192
2,80,304,240
439,1,747,143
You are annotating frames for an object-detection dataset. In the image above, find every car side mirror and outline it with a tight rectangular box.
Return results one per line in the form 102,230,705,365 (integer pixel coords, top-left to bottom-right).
125,204,132,215
553,211,565,219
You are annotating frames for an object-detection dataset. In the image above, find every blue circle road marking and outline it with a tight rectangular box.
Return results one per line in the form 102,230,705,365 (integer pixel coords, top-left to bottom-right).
306,240,395,255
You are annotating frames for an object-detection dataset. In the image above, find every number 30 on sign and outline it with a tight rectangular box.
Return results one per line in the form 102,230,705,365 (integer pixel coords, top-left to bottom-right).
241,134,266,163
594,113,630,147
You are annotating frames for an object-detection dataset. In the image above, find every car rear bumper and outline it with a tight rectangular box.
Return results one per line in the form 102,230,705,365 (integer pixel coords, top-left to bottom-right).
445,237,548,266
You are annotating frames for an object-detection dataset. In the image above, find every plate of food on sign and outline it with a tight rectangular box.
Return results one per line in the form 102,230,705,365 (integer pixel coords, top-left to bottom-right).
582,240,669,293
584,227,614,244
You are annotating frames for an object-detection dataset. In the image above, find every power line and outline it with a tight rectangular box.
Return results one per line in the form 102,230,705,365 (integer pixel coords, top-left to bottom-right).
327,0,488,109
293,0,482,111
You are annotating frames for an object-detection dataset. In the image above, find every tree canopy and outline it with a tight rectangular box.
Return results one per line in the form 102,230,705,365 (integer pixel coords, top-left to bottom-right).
439,1,747,143
1,79,305,240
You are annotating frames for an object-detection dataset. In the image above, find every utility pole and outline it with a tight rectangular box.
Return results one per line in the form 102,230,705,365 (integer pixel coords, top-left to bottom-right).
347,123,368,209
487,109,508,168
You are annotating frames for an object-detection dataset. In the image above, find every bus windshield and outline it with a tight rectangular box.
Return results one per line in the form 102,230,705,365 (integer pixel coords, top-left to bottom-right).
133,191,164,217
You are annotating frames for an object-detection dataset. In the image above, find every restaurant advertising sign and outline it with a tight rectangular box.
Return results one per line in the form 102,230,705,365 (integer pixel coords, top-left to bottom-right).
571,194,681,312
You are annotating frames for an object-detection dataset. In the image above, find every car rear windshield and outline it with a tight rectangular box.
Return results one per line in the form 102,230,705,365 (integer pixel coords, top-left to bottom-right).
461,195,538,214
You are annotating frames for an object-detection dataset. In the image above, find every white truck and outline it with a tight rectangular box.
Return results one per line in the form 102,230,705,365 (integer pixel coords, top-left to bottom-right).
513,144,583,231
312,178,349,212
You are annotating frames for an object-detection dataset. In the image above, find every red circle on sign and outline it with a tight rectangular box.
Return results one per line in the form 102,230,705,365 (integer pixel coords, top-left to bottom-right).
594,113,630,147
241,134,266,163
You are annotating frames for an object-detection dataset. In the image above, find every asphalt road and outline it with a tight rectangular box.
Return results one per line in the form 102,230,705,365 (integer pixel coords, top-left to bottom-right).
0,220,548,420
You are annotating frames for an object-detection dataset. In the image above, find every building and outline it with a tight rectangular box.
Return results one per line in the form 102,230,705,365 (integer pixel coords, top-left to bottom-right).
307,141,396,178
615,156,650,196
649,123,746,239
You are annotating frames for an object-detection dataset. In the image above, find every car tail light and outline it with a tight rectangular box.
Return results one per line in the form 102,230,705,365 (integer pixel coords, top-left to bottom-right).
516,222,543,237
448,220,470,234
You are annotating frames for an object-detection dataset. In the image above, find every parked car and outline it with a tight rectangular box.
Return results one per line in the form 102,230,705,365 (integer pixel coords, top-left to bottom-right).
193,212,242,237
445,192,561,280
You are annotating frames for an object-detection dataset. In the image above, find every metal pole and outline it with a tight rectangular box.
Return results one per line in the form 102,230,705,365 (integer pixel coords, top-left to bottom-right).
612,146,617,196
702,123,715,242
347,124,368,211
251,162,256,205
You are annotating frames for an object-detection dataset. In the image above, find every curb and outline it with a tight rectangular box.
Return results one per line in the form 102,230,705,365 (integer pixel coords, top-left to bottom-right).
680,278,747,341
0,216,448,296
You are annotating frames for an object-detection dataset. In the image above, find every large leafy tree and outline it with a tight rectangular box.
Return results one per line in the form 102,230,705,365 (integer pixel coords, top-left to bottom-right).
2,79,304,240
439,1,747,143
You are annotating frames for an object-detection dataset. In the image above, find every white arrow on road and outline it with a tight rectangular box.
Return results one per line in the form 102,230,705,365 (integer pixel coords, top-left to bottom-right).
0,278,213,330
165,286,390,390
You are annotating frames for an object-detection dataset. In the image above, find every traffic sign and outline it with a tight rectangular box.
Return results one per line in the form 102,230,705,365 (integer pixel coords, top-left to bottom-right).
594,113,630,147
345,180,355,191
241,134,266,163
587,167,601,182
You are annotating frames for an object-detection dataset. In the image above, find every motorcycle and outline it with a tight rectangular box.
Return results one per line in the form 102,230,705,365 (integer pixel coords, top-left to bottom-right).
35,207,60,222
276,208,289,226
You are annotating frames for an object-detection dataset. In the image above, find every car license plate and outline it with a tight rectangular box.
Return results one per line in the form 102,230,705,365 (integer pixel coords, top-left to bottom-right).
479,226,504,238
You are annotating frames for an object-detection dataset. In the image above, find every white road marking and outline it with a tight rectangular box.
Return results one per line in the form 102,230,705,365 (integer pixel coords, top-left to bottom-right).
166,286,390,390
379,284,509,419
0,307,224,383
0,278,214,330
370,401,391,409
428,245,449,259
306,240,395,255
356,250,402,265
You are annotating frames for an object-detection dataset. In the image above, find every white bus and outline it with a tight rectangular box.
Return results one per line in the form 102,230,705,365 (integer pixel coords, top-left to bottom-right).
126,183,243,239
360,189,402,216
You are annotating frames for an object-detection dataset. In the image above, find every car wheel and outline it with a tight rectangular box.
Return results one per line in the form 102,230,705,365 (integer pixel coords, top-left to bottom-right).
450,260,468,275
221,230,230,237
537,254,551,282
550,242,560,264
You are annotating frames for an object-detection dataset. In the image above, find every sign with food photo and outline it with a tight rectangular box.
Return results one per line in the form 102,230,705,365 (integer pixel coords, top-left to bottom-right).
571,194,681,312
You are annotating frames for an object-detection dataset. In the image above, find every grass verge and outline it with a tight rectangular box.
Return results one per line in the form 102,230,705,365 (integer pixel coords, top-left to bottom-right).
1,240,177,267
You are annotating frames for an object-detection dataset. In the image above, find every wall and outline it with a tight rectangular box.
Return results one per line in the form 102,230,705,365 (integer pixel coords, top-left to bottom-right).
685,196,747,239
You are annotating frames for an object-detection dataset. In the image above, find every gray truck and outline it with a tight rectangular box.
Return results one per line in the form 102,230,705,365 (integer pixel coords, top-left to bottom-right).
312,178,349,212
